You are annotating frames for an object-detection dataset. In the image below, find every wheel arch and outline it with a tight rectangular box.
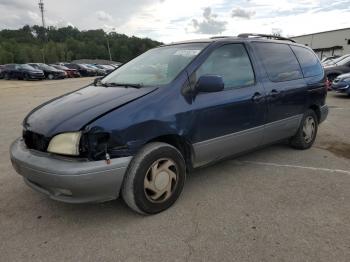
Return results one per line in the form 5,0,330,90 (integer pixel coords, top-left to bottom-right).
148,134,194,171
309,104,321,123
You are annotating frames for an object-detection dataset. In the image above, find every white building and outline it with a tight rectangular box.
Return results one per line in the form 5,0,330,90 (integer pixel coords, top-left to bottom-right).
291,28,350,59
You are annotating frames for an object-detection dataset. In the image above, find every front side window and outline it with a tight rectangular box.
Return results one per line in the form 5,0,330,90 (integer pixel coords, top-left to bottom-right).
253,42,303,82
195,44,255,90
102,43,208,87
291,46,323,78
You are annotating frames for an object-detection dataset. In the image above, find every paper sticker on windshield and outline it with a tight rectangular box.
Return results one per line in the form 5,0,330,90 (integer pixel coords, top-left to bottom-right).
174,50,201,57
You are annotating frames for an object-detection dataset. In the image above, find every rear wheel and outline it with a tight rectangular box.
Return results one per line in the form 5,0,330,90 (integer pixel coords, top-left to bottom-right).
290,110,318,149
122,142,186,215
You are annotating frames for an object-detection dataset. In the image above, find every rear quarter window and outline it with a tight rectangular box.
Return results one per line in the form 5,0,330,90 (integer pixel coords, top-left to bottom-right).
253,42,303,82
291,46,323,78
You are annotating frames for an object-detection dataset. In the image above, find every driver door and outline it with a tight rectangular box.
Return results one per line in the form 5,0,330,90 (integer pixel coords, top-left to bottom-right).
189,43,267,167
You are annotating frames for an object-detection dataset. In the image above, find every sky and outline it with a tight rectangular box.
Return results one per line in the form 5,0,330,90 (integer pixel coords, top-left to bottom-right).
0,0,350,43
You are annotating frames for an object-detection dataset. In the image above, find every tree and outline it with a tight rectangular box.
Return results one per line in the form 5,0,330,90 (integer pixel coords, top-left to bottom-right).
0,25,162,64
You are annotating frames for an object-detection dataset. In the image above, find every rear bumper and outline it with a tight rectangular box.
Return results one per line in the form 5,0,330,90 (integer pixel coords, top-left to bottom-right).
319,104,328,124
10,138,132,203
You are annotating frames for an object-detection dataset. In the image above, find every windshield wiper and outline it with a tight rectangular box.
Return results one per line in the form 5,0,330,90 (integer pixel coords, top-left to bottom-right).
102,82,143,88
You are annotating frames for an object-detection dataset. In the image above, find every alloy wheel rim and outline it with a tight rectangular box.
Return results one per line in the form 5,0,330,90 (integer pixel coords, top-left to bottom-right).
144,158,178,203
303,116,315,143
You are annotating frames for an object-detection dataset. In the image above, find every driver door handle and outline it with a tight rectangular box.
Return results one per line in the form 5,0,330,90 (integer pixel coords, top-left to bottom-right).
269,89,280,98
251,92,264,103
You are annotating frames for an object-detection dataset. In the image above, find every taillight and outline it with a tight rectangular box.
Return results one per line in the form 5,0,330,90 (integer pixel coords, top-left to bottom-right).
325,78,330,91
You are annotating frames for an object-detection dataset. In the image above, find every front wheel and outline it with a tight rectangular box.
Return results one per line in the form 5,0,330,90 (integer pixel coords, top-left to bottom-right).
122,142,186,215
290,110,318,149
47,74,54,80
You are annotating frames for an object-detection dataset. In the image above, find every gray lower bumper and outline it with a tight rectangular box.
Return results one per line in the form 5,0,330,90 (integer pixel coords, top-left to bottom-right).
10,138,132,203
320,104,329,124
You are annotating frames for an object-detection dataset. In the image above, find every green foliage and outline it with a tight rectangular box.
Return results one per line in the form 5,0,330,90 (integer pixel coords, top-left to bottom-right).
0,25,162,64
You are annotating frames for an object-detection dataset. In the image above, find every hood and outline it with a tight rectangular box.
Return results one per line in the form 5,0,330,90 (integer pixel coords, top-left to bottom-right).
24,85,157,137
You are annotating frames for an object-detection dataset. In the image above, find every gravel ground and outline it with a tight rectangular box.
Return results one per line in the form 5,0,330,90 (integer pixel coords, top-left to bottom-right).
0,78,349,262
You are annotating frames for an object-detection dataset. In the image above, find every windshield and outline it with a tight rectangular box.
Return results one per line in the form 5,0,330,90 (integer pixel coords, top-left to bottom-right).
55,65,69,70
337,56,350,66
37,63,56,71
329,55,350,65
20,64,36,70
86,65,98,69
79,64,90,69
102,43,208,86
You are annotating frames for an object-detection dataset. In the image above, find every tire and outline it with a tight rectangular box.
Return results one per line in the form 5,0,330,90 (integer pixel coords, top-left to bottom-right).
290,110,318,150
24,74,29,81
4,73,10,80
122,142,186,215
48,74,54,80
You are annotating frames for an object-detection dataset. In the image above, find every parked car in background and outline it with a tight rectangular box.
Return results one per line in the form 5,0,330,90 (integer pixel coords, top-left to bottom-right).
94,64,114,74
2,64,45,80
0,65,4,79
323,54,350,66
10,35,328,214
64,63,96,77
84,64,106,76
323,54,350,67
321,55,340,65
323,54,350,81
111,63,122,68
28,63,66,80
331,73,350,96
51,64,80,78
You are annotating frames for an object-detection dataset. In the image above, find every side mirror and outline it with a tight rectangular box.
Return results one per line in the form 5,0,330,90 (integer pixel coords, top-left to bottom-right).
93,77,103,86
195,75,224,93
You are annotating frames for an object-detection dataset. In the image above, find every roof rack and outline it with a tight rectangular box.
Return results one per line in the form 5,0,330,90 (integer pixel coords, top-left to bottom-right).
210,36,232,39
237,33,296,43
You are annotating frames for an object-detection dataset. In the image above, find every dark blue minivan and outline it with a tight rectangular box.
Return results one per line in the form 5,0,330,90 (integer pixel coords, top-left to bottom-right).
10,34,328,214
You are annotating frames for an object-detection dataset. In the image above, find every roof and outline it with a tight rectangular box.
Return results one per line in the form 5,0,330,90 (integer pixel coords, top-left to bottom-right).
291,27,350,38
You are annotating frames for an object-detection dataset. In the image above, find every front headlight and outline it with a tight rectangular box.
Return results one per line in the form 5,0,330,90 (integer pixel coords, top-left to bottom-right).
47,132,81,156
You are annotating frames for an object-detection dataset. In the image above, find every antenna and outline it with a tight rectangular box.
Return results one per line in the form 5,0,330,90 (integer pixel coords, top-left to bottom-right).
38,0,46,28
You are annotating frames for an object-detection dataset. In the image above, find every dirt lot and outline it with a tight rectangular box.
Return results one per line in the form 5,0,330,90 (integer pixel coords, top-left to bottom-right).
0,78,349,262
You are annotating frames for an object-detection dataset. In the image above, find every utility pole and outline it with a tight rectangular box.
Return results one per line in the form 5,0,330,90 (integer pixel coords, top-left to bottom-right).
38,0,46,63
106,28,115,61
38,0,46,28
106,35,112,61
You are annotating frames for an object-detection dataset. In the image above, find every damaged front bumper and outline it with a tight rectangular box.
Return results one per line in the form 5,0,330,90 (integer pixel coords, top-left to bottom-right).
10,138,132,203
